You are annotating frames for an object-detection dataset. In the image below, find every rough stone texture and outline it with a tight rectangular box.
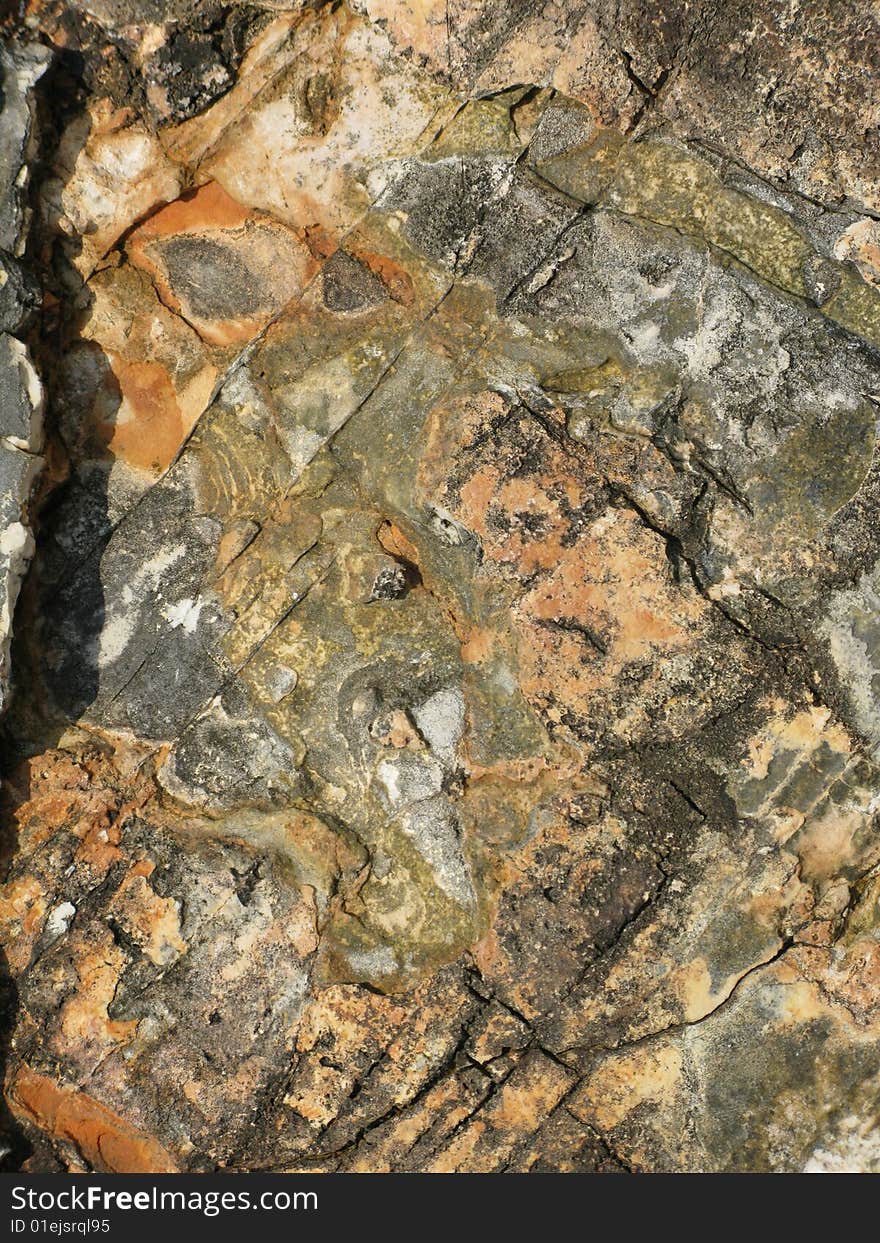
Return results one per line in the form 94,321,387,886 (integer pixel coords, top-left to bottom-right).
0,39,49,716
1,0,880,1174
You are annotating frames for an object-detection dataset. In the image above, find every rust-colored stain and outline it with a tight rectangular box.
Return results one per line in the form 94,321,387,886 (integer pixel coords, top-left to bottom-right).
101,357,185,473
10,1068,179,1173
134,181,252,238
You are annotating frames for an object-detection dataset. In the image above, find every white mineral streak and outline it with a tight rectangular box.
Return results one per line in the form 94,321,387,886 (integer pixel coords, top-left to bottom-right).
43,901,76,942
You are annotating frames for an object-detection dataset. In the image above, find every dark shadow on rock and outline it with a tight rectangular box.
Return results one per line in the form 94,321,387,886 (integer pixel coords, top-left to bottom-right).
0,33,117,1170
0,945,26,1170
21,32,117,727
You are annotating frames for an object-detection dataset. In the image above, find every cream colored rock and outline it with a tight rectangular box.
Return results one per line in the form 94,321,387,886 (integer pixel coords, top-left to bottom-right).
46,106,182,277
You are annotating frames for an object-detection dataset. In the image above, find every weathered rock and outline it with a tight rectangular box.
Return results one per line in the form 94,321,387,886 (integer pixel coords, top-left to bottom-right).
0,41,48,715
2,0,880,1176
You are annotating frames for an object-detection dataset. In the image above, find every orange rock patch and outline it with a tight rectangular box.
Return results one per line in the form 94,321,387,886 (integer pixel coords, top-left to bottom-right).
130,180,253,237
100,357,185,473
10,1068,179,1173
517,508,705,729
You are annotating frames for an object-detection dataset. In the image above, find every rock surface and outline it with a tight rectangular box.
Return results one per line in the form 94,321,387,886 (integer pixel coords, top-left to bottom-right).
1,0,880,1173
0,39,49,715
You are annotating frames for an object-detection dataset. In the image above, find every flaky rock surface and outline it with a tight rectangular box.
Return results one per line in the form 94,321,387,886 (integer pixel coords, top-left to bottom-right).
1,0,880,1174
